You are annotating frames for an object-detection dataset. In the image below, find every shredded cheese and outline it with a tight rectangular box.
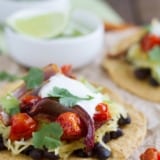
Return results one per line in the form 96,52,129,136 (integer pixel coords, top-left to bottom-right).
58,139,85,159
4,139,32,155
0,122,10,139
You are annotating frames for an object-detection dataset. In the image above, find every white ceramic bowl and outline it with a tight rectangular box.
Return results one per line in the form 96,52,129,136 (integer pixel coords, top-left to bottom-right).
5,9,104,69
0,0,69,23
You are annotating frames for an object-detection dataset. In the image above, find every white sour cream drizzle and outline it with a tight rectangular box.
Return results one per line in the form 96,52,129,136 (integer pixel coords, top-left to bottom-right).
39,73,104,118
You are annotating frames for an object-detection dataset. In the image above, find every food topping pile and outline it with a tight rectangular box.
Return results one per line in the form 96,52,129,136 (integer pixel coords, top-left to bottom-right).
126,20,160,86
0,64,131,160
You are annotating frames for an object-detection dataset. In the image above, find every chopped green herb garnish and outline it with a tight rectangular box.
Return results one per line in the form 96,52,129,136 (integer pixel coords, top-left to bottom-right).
0,67,44,89
149,46,160,61
0,94,20,115
32,123,63,150
0,71,19,82
48,87,93,107
23,68,44,89
143,24,151,32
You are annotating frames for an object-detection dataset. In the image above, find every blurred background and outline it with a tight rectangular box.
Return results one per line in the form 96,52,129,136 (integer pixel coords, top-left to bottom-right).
0,0,160,68
107,0,160,24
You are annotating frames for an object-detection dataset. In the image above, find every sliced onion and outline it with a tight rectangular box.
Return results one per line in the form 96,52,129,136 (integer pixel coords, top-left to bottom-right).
72,105,95,152
0,111,10,126
28,98,71,118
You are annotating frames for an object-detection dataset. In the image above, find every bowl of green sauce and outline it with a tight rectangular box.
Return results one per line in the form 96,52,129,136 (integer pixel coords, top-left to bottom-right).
5,7,104,69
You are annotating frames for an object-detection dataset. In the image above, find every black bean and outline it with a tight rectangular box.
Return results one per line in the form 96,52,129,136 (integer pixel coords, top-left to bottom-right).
134,68,150,80
29,149,43,160
110,128,123,139
0,136,3,142
22,146,34,155
118,115,131,126
0,135,6,150
73,149,92,158
102,132,110,143
0,142,6,150
149,77,159,87
44,151,59,160
93,143,111,160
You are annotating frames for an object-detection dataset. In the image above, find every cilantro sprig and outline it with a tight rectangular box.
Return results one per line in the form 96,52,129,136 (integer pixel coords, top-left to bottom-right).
48,87,93,107
0,71,19,82
23,68,44,89
32,123,63,150
0,94,20,115
0,67,44,89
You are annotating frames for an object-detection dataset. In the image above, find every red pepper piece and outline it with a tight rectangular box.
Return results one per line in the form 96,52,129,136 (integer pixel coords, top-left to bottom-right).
94,103,111,123
141,34,160,52
96,103,108,112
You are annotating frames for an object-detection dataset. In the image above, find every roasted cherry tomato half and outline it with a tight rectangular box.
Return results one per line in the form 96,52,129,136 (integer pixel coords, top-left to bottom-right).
61,65,72,75
56,112,83,140
140,147,160,160
141,34,160,52
93,112,111,122
61,65,75,78
158,152,160,160
94,103,111,123
10,113,37,141
96,103,108,112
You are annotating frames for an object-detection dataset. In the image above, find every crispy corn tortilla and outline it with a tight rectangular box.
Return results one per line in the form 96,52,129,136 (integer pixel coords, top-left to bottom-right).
102,58,160,102
104,26,160,102
104,23,134,31
0,81,147,160
106,27,146,57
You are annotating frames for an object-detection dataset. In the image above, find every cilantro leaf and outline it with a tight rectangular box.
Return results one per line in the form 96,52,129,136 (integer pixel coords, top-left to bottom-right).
0,71,19,82
32,123,63,150
23,68,44,89
149,46,160,61
0,68,44,90
143,24,151,32
48,87,93,107
0,94,20,115
59,97,79,107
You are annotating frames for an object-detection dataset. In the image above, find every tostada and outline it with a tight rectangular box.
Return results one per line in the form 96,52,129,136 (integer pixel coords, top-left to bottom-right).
0,64,146,160
103,20,160,102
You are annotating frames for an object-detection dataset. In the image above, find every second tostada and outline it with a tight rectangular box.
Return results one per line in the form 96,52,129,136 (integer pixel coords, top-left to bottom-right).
103,20,160,102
